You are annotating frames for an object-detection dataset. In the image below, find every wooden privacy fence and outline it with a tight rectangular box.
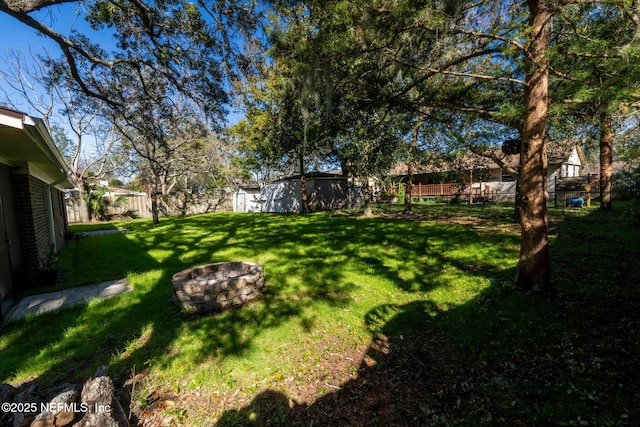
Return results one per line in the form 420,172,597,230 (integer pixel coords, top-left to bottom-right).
65,196,84,223
65,193,151,223
65,191,232,223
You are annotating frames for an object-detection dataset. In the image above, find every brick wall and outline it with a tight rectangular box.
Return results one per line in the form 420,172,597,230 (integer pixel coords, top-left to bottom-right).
0,167,23,267
0,164,24,303
13,175,37,280
13,174,67,285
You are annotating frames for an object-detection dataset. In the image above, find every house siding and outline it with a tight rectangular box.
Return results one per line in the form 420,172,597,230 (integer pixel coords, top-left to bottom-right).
1,107,72,320
261,175,349,213
233,188,262,213
558,148,582,178
14,174,43,282
262,180,301,213
307,177,348,211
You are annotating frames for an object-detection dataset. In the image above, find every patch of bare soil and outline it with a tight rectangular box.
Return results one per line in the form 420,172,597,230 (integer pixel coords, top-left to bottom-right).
129,334,449,426
379,211,520,234
127,338,373,426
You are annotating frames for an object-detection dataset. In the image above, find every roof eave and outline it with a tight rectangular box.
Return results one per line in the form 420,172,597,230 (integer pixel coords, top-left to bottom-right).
0,107,73,189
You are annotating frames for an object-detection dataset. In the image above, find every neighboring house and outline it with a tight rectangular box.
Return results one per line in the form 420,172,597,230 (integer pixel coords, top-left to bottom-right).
233,185,262,213
261,172,348,213
390,143,586,202
581,161,636,178
0,106,72,320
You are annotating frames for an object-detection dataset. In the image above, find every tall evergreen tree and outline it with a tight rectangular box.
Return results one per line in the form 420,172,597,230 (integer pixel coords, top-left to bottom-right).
549,2,640,211
276,0,640,290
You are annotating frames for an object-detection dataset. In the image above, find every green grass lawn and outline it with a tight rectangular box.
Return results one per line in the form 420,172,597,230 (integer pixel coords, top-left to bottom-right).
1,202,638,425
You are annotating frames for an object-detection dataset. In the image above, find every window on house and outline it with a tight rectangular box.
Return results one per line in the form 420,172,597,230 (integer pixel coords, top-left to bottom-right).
501,170,515,182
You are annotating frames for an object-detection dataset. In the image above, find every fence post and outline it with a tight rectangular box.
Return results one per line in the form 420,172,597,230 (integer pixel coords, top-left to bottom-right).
586,175,591,208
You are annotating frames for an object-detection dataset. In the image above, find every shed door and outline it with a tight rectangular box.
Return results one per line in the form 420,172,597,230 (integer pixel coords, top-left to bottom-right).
237,193,246,213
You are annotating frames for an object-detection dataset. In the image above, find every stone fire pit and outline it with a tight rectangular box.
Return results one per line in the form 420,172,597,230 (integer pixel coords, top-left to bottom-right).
172,262,264,313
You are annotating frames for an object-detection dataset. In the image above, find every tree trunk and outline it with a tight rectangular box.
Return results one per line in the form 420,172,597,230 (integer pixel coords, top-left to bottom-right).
514,177,522,223
599,113,614,210
362,177,373,217
515,0,552,292
300,174,309,213
151,193,160,223
75,179,91,223
150,173,161,224
469,169,474,205
404,124,418,215
299,154,309,214
404,166,413,214
79,194,91,223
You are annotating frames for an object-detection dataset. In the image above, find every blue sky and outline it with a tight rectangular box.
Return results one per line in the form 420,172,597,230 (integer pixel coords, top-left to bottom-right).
0,14,57,112
0,5,114,56
0,7,244,125
0,6,116,114
0,14,58,54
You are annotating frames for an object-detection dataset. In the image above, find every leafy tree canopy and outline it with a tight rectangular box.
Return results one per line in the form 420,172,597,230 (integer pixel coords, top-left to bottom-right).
0,0,264,118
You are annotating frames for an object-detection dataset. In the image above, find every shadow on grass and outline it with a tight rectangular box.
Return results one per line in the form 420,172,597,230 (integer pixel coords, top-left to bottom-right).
8,206,632,425
0,213,358,379
0,215,402,395
213,277,546,425
215,206,640,426
0,232,177,385
216,287,640,425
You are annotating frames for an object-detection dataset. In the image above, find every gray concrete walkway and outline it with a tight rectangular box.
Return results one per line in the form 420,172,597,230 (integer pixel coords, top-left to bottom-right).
4,278,132,323
82,228,129,236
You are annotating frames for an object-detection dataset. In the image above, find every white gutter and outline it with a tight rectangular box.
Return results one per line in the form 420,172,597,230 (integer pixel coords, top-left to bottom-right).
25,119,71,186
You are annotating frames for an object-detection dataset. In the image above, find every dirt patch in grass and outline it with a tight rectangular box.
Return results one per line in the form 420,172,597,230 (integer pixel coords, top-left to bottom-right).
128,337,372,426
378,205,521,234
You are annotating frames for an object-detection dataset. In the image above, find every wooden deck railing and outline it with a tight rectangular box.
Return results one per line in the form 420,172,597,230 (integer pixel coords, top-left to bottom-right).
406,183,498,203
408,183,463,198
